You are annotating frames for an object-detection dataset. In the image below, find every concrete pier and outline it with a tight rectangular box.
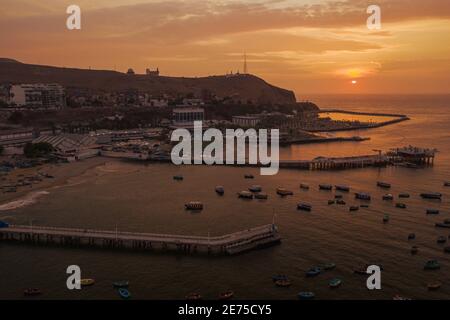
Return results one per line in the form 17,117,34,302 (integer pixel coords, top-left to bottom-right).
0,224,280,255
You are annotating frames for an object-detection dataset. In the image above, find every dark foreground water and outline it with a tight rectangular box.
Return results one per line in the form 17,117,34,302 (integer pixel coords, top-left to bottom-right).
1,94,449,300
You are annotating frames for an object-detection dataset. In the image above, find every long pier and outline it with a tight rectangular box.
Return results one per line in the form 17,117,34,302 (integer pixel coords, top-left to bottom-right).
0,224,280,255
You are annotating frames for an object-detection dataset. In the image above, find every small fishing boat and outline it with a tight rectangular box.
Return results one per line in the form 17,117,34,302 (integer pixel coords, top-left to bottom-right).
248,185,262,192
185,201,204,210
335,185,350,192
305,267,322,277
377,181,391,189
319,184,332,191
23,288,42,296
408,233,416,240
444,219,450,224
173,175,183,181
398,193,410,198
272,275,288,282
444,181,450,187
383,194,394,201
334,194,343,199
80,279,95,287
426,209,439,215
244,174,254,179
297,203,312,212
254,193,268,200
298,292,315,300
427,282,442,291
238,191,253,199
276,188,293,196
383,214,390,223
300,183,310,190
321,262,336,271
113,281,129,288
424,260,440,270
349,206,359,212
215,186,224,195
118,288,131,300
329,278,342,288
355,192,371,201
185,293,202,300
328,200,335,205
411,246,419,255
336,199,346,205
396,203,407,209
218,291,234,300
275,279,292,287
435,222,450,229
444,246,450,253
437,236,447,244
393,295,411,300
360,204,369,208
421,192,442,200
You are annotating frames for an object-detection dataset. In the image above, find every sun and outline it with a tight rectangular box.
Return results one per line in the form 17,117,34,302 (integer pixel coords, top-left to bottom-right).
351,80,357,85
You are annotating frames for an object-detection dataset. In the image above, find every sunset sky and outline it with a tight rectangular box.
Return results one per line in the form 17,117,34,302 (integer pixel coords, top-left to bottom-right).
1,0,450,96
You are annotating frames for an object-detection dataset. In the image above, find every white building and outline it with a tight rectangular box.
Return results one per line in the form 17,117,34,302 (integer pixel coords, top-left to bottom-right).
10,84,66,109
172,107,205,129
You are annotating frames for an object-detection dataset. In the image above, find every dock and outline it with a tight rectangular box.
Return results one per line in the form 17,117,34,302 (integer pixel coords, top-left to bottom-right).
0,224,280,255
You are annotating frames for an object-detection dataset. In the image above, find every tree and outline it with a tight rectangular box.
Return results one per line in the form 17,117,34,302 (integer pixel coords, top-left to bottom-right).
23,142,54,158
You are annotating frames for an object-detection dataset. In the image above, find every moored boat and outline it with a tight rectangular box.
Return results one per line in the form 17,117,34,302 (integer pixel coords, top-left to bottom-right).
424,260,440,270
377,181,391,189
173,175,183,181
408,233,416,240
420,192,442,200
411,246,419,255
254,192,268,200
215,186,225,195
113,281,129,288
80,279,95,287
329,278,342,288
305,266,321,277
435,222,450,229
393,295,411,300
297,203,312,212
444,181,450,187
218,291,234,300
118,288,131,300
355,192,371,201
328,200,335,205
185,292,202,300
185,201,204,210
272,274,288,282
437,236,447,244
238,191,253,199
383,194,394,201
319,184,332,191
427,282,442,291
426,209,439,215
244,174,254,179
349,206,359,212
398,193,410,198
298,291,315,300
23,288,42,296
360,204,369,208
275,279,292,287
396,203,407,209
444,246,450,253
277,188,293,196
321,262,336,271
383,214,390,223
334,194,343,199
336,199,346,205
248,185,262,192
335,185,350,192
300,183,310,190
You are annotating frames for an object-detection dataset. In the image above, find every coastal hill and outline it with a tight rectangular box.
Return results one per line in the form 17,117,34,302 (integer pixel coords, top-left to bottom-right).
0,58,296,104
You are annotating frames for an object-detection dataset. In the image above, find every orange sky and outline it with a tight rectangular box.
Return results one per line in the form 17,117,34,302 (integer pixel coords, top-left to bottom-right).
1,0,450,96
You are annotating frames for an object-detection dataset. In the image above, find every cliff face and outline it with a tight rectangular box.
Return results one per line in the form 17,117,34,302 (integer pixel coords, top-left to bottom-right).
0,59,296,105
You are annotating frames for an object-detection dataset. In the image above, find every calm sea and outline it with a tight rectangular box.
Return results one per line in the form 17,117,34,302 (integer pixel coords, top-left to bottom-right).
0,94,449,300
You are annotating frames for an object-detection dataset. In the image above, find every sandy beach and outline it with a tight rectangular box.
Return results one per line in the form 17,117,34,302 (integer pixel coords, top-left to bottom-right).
0,157,112,211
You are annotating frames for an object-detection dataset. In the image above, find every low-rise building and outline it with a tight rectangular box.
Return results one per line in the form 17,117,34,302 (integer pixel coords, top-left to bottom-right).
9,84,66,109
172,107,205,129
232,115,261,128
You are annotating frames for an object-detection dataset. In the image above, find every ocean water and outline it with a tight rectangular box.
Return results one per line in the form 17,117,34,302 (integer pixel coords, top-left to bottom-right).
0,94,449,300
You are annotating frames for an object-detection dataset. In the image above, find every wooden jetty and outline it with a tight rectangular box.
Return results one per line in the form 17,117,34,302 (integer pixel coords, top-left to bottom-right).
279,155,388,170
0,224,280,255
